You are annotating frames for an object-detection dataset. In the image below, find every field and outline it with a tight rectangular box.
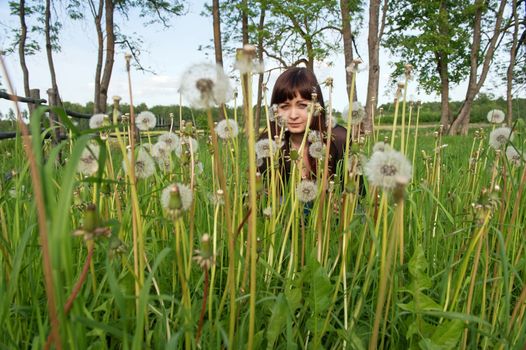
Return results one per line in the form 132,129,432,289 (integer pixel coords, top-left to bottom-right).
1,94,525,350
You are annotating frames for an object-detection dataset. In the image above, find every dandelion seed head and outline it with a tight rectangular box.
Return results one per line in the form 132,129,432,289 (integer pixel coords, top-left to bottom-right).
325,115,338,129
125,147,155,179
179,63,233,109
307,130,322,143
136,111,156,131
486,109,505,124
364,149,412,190
77,143,100,176
489,127,513,149
309,141,325,159
342,101,366,125
175,136,199,157
215,119,239,140
262,206,272,218
506,146,524,166
161,183,193,212
373,142,391,153
255,139,274,159
89,113,109,129
296,180,318,203
158,132,179,151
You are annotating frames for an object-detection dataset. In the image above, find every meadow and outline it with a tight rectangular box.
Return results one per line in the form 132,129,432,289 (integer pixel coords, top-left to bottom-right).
1,61,525,350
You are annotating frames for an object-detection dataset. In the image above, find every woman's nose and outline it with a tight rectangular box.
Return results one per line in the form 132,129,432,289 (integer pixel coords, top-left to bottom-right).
288,106,300,120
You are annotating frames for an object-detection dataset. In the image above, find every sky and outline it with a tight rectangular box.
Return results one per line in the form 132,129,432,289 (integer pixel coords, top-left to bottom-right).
0,0,510,117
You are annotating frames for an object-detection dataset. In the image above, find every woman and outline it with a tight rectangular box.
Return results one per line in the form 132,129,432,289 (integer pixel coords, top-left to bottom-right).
258,67,348,184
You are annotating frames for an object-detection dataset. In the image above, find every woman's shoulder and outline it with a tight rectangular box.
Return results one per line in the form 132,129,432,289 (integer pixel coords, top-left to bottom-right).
331,125,348,144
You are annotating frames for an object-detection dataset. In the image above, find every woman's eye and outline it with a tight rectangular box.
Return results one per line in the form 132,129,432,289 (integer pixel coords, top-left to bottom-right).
298,103,309,109
278,104,289,110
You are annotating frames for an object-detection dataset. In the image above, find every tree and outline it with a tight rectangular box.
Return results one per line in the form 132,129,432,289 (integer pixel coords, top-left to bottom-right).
449,0,507,134
45,0,61,102
77,0,186,113
384,0,473,130
364,0,388,132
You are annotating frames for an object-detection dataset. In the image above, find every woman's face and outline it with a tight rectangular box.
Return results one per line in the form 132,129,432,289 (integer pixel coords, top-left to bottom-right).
277,93,310,134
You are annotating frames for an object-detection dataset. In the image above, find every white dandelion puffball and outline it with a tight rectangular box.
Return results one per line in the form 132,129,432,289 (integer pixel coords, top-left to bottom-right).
175,136,199,157
364,149,412,190
161,183,193,212
158,132,179,151
372,142,391,153
296,180,318,203
179,63,233,109
506,146,524,166
486,109,505,124
309,141,325,159
489,127,513,150
262,206,272,217
136,111,157,131
151,142,171,168
124,147,155,179
342,101,366,126
325,115,338,129
89,113,109,129
307,130,322,143
78,144,100,176
215,119,239,140
255,139,274,159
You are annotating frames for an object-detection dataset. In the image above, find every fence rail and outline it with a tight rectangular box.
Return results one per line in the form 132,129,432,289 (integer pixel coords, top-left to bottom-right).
0,89,174,141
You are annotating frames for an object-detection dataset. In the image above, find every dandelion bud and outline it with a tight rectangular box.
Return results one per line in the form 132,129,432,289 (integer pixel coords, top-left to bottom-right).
255,172,264,193
324,77,334,87
168,185,183,211
83,204,98,233
311,92,318,102
328,180,335,193
290,149,300,161
200,234,213,259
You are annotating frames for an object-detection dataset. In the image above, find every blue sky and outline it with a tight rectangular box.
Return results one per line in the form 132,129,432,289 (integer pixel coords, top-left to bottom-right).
0,0,505,117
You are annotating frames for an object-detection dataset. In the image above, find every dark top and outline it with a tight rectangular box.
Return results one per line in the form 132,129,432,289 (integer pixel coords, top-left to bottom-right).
258,125,349,184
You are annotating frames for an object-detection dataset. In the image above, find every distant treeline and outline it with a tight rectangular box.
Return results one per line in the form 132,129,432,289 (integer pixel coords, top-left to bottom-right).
377,95,526,125
1,95,524,132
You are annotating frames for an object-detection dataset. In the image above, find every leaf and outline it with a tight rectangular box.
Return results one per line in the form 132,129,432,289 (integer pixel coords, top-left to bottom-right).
408,245,432,291
267,293,289,349
306,262,332,316
429,320,464,349
285,285,302,312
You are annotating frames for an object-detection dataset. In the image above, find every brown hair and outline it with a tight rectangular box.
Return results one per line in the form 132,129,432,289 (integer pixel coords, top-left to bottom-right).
270,67,326,134
259,67,347,182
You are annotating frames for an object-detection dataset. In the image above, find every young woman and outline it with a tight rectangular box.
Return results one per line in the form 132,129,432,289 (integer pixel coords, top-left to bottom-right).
258,67,348,183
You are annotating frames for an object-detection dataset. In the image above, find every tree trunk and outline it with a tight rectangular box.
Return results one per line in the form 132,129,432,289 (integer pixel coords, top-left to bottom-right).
340,0,355,98
364,0,380,133
449,0,506,135
19,0,31,102
213,0,224,66
212,0,226,121
242,0,249,45
305,38,314,72
98,0,115,114
45,0,60,103
506,0,519,126
92,0,104,113
437,0,451,130
254,3,266,135
438,55,451,129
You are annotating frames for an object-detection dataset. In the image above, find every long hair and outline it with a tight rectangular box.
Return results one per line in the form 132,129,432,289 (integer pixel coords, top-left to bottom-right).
259,67,345,181
269,67,326,136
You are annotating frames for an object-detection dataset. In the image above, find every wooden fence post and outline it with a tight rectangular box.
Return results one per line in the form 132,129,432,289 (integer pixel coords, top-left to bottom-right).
29,89,41,114
46,88,63,144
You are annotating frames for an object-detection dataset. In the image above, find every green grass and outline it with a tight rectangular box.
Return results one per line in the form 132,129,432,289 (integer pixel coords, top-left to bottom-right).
1,106,525,349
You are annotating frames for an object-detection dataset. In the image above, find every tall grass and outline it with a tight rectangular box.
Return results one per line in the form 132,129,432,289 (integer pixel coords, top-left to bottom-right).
1,64,526,349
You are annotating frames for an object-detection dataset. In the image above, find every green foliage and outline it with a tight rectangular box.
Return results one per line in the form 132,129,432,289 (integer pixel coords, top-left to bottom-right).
383,0,473,93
